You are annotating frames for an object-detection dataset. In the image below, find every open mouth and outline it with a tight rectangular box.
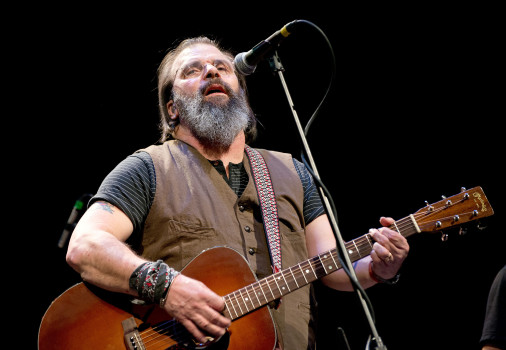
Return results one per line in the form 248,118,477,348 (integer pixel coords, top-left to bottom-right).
204,84,227,97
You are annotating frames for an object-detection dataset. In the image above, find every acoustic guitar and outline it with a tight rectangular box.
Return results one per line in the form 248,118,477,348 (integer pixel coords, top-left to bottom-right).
38,186,493,349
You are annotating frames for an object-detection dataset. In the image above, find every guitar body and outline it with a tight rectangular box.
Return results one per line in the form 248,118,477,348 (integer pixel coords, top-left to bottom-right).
38,247,277,350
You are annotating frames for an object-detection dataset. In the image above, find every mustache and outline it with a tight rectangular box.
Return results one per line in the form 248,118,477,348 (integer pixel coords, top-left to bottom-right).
199,78,234,96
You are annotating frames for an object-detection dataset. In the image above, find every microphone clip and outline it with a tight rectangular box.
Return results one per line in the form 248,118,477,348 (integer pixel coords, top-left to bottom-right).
268,51,285,74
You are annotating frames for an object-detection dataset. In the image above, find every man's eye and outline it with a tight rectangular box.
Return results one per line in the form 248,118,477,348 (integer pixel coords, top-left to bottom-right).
183,67,202,77
186,69,196,75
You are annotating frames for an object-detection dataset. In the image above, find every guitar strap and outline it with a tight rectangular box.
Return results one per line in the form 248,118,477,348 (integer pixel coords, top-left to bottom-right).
244,145,282,273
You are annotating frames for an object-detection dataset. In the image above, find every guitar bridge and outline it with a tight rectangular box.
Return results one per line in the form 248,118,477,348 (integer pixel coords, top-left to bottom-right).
122,317,145,350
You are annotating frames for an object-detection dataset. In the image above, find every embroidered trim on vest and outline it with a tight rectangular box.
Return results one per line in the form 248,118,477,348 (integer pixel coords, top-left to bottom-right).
244,146,282,273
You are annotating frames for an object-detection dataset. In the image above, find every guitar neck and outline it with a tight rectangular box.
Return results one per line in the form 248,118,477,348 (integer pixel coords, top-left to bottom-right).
223,215,420,320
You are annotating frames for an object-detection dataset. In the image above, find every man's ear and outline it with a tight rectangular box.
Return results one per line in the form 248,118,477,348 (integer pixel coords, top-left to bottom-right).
167,100,178,119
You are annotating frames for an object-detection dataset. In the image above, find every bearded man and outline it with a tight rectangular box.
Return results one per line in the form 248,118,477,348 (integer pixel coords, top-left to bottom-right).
66,36,409,350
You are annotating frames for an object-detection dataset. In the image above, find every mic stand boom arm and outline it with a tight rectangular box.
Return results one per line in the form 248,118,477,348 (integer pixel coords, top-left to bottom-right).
268,50,387,350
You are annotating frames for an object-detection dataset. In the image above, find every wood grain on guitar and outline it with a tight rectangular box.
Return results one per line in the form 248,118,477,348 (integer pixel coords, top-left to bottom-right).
38,186,493,350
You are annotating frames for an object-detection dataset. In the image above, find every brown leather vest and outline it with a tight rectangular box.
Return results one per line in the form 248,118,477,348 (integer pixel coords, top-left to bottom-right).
139,140,312,349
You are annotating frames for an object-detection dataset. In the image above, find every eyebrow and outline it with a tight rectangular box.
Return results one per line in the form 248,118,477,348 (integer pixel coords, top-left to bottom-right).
178,58,233,76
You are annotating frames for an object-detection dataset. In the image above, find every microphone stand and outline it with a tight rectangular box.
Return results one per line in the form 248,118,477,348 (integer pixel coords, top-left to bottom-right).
268,51,387,350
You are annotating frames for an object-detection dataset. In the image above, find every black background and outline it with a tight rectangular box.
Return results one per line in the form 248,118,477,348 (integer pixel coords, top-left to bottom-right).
16,3,503,349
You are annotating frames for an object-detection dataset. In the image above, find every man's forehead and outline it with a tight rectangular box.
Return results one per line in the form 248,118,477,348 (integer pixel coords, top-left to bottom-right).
173,44,232,73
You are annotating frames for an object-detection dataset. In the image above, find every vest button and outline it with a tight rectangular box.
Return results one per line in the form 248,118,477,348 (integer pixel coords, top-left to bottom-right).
248,248,255,255
239,205,245,212
244,225,251,232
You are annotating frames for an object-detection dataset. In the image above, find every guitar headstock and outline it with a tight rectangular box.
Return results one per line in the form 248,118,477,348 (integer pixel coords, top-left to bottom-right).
413,186,494,237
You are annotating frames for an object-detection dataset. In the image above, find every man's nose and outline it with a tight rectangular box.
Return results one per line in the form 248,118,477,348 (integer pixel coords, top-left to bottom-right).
204,64,220,79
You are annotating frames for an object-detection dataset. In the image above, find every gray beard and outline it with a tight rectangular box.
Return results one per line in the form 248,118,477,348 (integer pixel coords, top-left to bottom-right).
173,84,254,156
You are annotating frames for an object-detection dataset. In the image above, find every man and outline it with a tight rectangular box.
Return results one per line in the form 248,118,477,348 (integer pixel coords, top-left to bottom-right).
66,36,409,350
480,265,506,350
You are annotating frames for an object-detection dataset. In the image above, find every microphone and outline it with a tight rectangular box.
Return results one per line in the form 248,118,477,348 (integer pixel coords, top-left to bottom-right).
58,193,93,248
234,20,298,75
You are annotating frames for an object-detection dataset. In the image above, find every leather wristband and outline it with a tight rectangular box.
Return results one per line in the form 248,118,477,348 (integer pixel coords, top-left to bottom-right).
129,260,180,306
369,261,400,285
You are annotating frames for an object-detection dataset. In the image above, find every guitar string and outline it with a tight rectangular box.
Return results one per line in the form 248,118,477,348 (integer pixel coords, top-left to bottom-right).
140,326,180,348
138,314,202,349
223,229,401,315
138,263,339,345
236,209,462,322
410,204,477,232
409,196,474,224
139,221,462,349
137,227,400,347
225,247,356,316
209,196,474,317
222,206,461,311
239,206,476,317
140,321,193,349
138,197,473,347
224,260,317,319
221,213,439,315
139,267,320,346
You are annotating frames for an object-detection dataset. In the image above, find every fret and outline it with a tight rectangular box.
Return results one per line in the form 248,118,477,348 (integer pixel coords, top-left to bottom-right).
289,266,300,288
307,258,318,280
243,285,256,309
297,262,309,284
223,295,232,318
265,275,276,300
365,234,374,249
352,240,361,258
318,254,328,275
265,277,276,300
247,284,260,307
345,244,354,260
234,291,245,315
257,280,269,304
329,251,339,272
321,252,337,274
391,216,419,238
238,289,248,314
356,236,368,258
225,294,238,319
232,293,242,317
280,272,291,293
252,283,262,306
271,274,283,297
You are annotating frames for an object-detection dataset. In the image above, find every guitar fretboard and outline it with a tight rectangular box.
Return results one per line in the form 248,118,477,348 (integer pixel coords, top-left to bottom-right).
223,215,419,320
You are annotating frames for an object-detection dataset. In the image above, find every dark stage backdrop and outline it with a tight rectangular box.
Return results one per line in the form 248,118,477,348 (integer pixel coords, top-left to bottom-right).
23,4,503,350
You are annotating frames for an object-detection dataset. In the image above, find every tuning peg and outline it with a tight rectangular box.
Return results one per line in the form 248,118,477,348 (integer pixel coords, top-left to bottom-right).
477,220,488,231
461,187,467,192
441,195,447,199
441,232,448,241
425,201,434,212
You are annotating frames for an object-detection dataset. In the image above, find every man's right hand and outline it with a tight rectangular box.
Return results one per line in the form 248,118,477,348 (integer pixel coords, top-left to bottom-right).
163,274,231,344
